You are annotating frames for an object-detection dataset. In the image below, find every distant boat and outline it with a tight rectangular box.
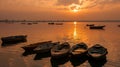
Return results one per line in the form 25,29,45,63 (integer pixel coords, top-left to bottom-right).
34,42,60,53
1,35,27,44
55,23,63,25
70,42,88,57
21,41,52,51
87,44,108,60
27,23,32,25
86,24,94,26
51,42,70,59
89,26,105,29
48,22,54,25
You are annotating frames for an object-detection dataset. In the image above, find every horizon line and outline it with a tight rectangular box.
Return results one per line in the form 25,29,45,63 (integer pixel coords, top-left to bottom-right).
0,19,120,22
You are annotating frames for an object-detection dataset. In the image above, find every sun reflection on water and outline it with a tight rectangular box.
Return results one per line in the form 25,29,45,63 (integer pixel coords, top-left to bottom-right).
73,22,77,39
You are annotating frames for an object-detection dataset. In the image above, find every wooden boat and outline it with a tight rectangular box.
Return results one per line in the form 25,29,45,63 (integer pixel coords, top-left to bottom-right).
48,22,54,25
27,23,32,25
87,44,108,60
21,41,52,51
89,26,105,29
34,42,60,53
86,24,94,26
70,42,88,57
1,35,27,44
51,42,70,59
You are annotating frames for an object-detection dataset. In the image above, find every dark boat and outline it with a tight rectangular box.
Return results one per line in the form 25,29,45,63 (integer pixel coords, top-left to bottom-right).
89,26,105,29
34,42,60,53
70,42,88,57
1,35,27,44
87,44,108,60
51,42,70,59
21,41,52,51
27,23,32,25
48,22,54,25
86,24,94,26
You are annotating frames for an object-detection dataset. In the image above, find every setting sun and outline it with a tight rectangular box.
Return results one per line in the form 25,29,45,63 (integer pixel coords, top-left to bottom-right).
73,9,79,12
69,3,81,13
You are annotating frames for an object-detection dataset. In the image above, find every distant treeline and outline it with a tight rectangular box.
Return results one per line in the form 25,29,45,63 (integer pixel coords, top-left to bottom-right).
0,19,120,22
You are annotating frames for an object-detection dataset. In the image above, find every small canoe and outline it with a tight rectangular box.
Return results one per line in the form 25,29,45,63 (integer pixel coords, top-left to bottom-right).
87,44,108,60
48,22,54,25
34,42,60,53
89,26,105,29
86,24,94,26
21,41,52,51
51,42,70,59
70,42,88,57
1,35,27,44
27,23,32,25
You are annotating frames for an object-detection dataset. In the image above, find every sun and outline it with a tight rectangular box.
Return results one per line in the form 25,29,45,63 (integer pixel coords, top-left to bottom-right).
73,9,79,13
69,4,81,13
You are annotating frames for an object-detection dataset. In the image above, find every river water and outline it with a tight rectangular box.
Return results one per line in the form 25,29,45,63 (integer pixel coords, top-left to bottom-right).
0,22,120,67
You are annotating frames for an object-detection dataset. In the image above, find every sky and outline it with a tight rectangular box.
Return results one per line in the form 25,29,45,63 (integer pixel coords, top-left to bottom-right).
0,0,120,20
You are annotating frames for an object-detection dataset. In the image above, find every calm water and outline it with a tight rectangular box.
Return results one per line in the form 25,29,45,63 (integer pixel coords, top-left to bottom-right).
0,22,120,67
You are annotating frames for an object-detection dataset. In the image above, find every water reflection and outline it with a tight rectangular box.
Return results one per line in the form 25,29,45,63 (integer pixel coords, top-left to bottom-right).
73,22,77,40
1,40,27,47
22,51,35,56
34,52,51,60
88,57,107,67
50,57,69,67
70,55,88,67
61,22,83,45
71,22,81,44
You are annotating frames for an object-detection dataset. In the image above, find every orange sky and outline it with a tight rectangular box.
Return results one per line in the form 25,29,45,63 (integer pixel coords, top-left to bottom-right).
0,0,120,20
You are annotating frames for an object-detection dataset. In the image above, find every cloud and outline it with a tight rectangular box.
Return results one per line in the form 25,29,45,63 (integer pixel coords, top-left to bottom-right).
0,0,54,8
56,0,79,6
56,0,120,9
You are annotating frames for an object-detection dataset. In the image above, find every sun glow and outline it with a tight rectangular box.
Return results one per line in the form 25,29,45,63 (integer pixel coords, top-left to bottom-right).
73,9,79,12
69,4,81,13
73,22,77,39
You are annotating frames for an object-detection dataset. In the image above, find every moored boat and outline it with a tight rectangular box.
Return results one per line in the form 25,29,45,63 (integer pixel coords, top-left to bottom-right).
21,41,52,51
48,22,54,25
34,42,60,53
89,26,105,29
86,24,94,26
87,44,108,60
1,35,27,44
27,23,32,25
51,42,70,59
70,42,88,57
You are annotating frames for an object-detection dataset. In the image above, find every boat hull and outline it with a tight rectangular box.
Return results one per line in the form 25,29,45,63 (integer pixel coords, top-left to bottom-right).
87,44,108,60
51,42,70,59
70,42,88,57
89,26,105,29
21,41,52,51
1,35,27,44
